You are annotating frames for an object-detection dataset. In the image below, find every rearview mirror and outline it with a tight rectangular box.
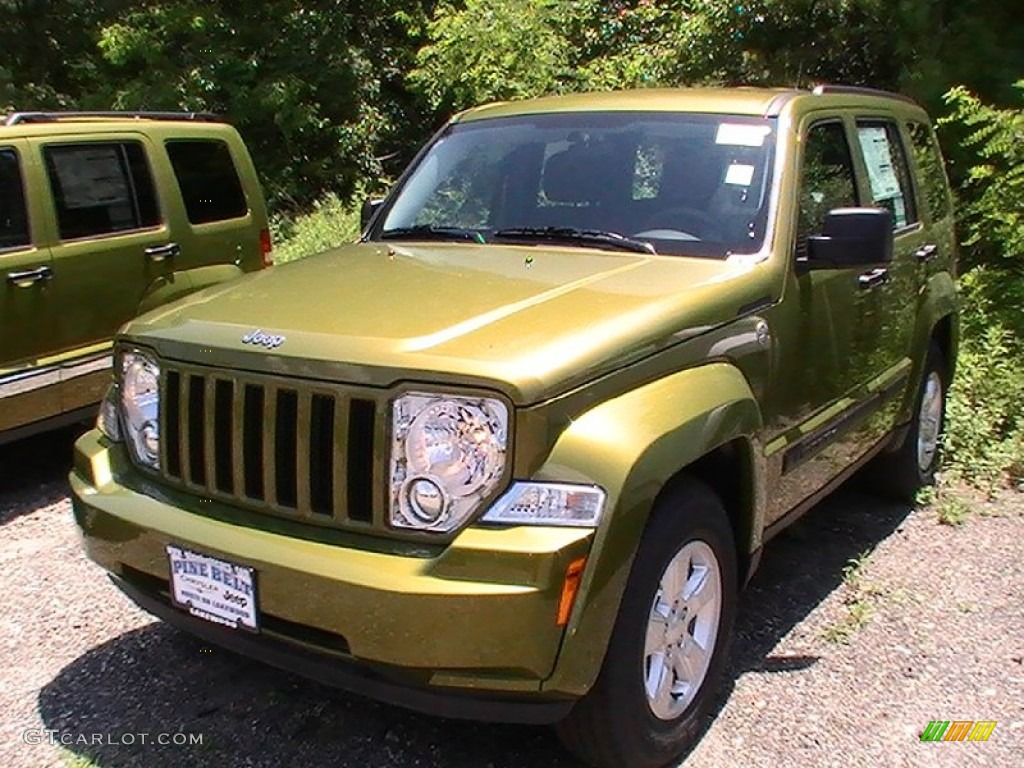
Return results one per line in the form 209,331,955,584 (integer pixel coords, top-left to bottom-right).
803,207,893,269
360,198,385,232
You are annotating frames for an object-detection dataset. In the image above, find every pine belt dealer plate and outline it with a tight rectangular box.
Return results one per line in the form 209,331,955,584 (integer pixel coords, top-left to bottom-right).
166,545,259,632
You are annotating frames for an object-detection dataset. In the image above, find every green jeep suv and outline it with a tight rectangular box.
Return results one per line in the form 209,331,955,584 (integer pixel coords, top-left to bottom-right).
70,86,958,768
1,111,270,445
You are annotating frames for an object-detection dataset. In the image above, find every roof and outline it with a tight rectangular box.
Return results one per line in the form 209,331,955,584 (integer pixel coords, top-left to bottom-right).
1,111,233,139
454,85,924,123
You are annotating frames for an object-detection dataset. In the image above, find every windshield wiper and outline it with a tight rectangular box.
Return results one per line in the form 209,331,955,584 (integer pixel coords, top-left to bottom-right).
492,226,656,255
379,225,485,243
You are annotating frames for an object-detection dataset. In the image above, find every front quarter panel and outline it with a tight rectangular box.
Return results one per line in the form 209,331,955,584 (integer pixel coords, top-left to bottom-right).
532,363,762,696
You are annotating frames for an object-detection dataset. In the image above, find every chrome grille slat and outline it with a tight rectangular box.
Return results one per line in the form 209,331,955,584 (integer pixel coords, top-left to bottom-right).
159,363,379,530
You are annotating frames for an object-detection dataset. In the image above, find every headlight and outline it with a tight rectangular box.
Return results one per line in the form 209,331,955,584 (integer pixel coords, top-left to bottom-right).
389,392,508,532
120,350,160,468
96,384,122,442
481,482,606,527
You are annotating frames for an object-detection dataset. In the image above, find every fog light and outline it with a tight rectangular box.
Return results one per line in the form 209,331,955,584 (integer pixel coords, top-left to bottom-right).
405,477,448,524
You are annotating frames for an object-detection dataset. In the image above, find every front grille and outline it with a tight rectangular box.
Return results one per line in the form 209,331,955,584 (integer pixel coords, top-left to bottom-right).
159,364,382,528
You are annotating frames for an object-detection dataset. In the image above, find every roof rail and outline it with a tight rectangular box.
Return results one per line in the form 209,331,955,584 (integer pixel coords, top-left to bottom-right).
3,110,222,126
810,84,918,106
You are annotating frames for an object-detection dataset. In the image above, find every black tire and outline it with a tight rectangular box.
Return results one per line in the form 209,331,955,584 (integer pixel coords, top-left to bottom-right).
869,342,948,502
556,478,738,768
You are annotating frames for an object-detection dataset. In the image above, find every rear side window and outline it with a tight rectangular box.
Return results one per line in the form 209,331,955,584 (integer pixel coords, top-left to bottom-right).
854,121,918,230
165,140,248,224
0,148,30,250
907,121,952,221
44,142,160,240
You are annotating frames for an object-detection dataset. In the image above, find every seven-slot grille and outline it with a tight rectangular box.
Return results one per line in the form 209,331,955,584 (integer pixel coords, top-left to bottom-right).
158,364,381,527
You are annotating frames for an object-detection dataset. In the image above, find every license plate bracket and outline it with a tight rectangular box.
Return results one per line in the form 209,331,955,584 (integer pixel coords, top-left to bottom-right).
166,545,259,632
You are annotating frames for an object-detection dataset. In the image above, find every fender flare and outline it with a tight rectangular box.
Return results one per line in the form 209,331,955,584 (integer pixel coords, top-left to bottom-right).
538,362,762,696
901,271,960,416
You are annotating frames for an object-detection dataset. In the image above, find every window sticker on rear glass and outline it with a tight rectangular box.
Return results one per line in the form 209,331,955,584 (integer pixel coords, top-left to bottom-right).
50,147,130,210
716,124,772,147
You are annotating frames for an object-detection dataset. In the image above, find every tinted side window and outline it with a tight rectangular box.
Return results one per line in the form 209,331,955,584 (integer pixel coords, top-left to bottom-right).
165,140,247,224
797,122,859,251
855,121,918,229
44,142,160,240
907,121,951,221
0,149,30,250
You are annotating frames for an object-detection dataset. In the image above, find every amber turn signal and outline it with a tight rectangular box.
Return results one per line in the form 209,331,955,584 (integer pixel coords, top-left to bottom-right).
557,557,587,626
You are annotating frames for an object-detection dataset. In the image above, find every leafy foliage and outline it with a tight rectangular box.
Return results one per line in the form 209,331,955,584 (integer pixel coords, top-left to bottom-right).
939,87,1024,491
270,195,362,265
941,83,1024,270
92,0,431,208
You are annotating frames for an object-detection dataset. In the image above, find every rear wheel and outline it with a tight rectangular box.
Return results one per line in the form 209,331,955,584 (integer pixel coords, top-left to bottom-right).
870,342,948,501
556,479,737,768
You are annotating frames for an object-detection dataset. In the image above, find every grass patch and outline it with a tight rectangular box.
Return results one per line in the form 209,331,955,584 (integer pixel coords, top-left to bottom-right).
61,750,102,768
821,550,881,645
936,494,972,527
269,194,362,265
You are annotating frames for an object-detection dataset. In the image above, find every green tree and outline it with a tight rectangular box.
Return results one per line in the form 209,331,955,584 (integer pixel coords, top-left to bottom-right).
96,1,433,207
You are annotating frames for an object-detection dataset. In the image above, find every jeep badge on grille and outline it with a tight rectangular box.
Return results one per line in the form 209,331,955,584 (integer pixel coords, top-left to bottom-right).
241,329,286,349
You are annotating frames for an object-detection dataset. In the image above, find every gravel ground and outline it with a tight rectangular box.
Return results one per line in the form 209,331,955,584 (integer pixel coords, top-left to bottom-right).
0,427,1021,768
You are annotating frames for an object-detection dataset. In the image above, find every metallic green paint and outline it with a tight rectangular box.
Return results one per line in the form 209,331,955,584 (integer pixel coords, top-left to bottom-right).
67,87,959,713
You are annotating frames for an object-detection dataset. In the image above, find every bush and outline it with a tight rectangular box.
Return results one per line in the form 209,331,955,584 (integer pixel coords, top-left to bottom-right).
943,310,1024,492
939,84,1024,492
270,195,362,265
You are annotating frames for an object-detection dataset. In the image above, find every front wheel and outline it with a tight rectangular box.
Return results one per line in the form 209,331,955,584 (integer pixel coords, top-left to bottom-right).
557,479,737,768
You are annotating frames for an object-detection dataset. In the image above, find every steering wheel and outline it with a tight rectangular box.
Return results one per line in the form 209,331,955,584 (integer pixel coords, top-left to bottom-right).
636,206,723,241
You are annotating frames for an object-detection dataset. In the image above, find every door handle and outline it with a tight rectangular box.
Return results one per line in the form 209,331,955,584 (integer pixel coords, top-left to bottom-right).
915,243,939,263
858,267,890,290
144,242,181,261
6,265,53,287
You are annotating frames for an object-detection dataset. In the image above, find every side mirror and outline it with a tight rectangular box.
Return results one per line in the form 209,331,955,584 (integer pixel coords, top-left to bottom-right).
803,207,893,269
360,198,385,232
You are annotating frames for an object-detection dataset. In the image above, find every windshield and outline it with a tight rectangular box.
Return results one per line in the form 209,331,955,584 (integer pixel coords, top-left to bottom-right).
375,111,776,258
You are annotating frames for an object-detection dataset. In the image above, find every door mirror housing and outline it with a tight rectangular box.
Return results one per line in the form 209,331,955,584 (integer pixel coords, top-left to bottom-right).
360,198,385,232
803,207,893,269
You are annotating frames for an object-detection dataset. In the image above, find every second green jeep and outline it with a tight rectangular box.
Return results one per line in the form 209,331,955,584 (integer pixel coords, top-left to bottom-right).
1,111,270,445
70,86,958,768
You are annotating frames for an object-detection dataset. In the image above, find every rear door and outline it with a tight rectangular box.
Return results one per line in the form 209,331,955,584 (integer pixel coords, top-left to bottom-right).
38,136,175,355
161,136,267,272
850,117,922,392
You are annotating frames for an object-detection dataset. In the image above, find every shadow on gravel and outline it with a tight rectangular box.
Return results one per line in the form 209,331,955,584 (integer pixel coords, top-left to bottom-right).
0,425,83,525
38,623,583,768
675,487,914,761
39,488,911,768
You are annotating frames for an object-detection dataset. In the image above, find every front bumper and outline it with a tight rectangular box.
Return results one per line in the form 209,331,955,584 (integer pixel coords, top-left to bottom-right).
70,431,592,721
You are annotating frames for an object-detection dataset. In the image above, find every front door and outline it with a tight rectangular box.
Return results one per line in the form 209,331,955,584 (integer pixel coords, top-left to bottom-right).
766,116,886,521
1,141,52,369
0,140,56,431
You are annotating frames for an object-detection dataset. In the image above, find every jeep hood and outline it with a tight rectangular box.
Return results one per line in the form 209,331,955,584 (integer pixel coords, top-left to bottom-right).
124,242,771,404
